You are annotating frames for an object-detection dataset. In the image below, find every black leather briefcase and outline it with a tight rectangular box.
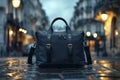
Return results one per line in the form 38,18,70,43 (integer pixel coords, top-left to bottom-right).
35,17,92,68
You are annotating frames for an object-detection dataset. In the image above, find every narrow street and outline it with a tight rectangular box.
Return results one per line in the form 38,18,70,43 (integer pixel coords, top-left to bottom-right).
0,57,120,80
0,0,120,80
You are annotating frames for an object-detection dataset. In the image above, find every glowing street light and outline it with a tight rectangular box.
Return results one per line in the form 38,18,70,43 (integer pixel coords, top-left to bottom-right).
101,13,108,21
86,32,91,37
9,29,14,36
115,30,118,36
19,28,27,34
12,0,21,8
93,33,98,38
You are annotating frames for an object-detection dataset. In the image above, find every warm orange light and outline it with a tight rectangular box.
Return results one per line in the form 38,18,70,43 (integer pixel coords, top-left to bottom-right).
115,30,118,36
12,0,21,8
9,30,14,36
101,13,108,21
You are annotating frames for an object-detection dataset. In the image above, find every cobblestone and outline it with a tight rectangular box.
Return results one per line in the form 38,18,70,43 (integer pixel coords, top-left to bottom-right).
0,57,119,80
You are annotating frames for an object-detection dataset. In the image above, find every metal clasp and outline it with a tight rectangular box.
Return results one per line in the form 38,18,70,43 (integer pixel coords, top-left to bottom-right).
46,44,51,49
68,44,72,48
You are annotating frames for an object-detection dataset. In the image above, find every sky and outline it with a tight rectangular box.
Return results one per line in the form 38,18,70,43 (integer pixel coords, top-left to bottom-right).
40,0,78,24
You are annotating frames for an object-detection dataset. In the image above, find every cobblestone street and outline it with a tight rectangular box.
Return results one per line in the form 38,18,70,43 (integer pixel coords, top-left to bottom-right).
0,57,120,80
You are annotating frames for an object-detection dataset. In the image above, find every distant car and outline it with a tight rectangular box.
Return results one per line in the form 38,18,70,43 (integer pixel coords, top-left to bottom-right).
23,44,34,56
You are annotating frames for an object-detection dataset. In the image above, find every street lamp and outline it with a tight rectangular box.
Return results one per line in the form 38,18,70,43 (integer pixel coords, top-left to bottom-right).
12,0,21,19
12,0,21,51
115,30,118,36
101,13,108,21
86,31,91,37
9,29,14,36
93,33,98,38
12,0,21,8
19,28,27,34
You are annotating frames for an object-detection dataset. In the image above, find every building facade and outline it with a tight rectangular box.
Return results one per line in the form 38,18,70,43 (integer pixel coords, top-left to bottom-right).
70,0,106,57
2,0,49,56
23,0,49,33
22,0,49,44
94,0,120,56
0,0,7,55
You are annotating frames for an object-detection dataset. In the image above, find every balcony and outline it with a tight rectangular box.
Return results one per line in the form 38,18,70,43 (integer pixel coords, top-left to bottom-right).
94,0,120,15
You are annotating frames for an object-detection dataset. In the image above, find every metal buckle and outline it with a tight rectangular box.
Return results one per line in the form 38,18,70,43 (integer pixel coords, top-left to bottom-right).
68,44,72,48
46,44,51,49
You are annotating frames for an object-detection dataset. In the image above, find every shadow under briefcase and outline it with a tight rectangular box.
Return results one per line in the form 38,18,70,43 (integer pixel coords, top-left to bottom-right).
34,17,92,68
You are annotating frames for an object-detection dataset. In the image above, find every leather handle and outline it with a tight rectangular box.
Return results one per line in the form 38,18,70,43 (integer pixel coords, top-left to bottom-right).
50,17,71,32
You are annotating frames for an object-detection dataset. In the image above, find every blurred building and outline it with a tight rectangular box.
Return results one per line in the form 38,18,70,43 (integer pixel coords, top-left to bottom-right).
94,0,120,56
0,0,7,55
22,0,49,45
1,0,49,55
70,0,106,56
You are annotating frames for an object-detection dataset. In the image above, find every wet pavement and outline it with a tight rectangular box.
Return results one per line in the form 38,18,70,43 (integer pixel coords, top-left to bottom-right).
0,57,120,80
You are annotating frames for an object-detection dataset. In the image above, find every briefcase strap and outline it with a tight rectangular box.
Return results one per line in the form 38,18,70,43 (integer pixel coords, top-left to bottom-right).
27,43,36,64
84,41,92,65
68,43,73,62
46,34,52,63
46,43,52,63
67,34,73,63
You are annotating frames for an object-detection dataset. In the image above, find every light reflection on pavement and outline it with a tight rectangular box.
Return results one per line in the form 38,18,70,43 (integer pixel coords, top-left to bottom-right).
0,57,120,80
